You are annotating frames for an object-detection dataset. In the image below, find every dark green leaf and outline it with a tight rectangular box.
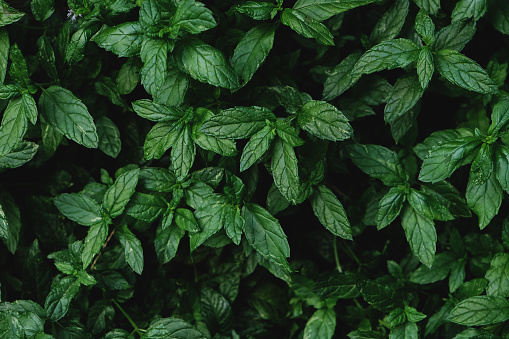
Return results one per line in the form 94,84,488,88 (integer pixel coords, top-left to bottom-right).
0,28,7,84
240,124,275,172
449,296,509,326
384,75,424,123
360,280,404,311
118,224,144,275
0,190,21,253
175,208,200,233
466,171,502,229
192,107,237,156
0,141,38,169
496,145,509,193
415,9,435,45
432,19,476,52
44,276,81,322
87,300,114,335
92,22,144,57
171,124,195,180
401,205,436,267
369,0,409,46
37,35,58,81
407,188,453,221
376,186,406,230
275,120,304,147
413,0,440,16
267,183,291,215
281,9,334,46
417,47,434,89
116,58,140,95
140,39,170,96
303,308,336,339
102,168,139,218
293,0,381,21
389,322,418,339
143,317,206,339
409,251,455,284
153,65,189,107
200,288,233,334
8,43,30,89
31,0,54,22
234,1,277,20
125,192,166,222
54,193,104,226
82,221,109,269
489,1,509,35
299,100,353,141
488,97,509,137
0,98,28,156
139,167,176,192
132,99,183,122
173,0,216,34
271,138,300,203
66,22,100,65
452,0,487,22
310,185,352,240
143,122,181,160
469,142,493,186
154,222,185,264
0,84,20,100
322,52,362,101
96,116,121,158
485,252,509,297
139,0,160,32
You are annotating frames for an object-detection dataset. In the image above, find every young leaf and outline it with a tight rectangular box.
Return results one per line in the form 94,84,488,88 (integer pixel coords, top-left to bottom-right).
418,136,482,183
140,39,169,95
292,0,381,21
234,1,278,20
154,223,185,264
82,221,108,269
369,0,409,46
407,188,454,221
172,0,217,34
353,39,420,75
54,193,104,226
451,0,487,22
118,225,144,275
488,97,509,138
299,101,353,141
102,169,140,218
231,23,276,85
417,47,434,88
310,185,352,240
485,252,509,297
384,75,424,123
174,39,239,90
413,0,440,16
322,52,362,101
132,99,183,122
415,9,435,45
171,124,195,181
242,203,291,271
435,49,498,94
348,144,407,186
466,171,502,229
401,205,436,267
0,97,28,157
303,308,336,339
280,9,334,46
432,19,476,52
240,124,275,172
449,296,509,326
92,22,144,57
376,186,406,230
271,138,300,204
39,86,99,148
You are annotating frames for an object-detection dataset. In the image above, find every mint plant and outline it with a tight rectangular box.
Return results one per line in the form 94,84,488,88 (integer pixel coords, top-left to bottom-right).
2,0,509,338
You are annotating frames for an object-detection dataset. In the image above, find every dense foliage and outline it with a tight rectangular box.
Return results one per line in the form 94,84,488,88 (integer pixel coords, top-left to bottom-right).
2,0,509,337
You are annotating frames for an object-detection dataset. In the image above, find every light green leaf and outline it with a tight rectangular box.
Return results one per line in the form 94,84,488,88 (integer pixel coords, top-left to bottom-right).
303,308,336,339
405,306,426,323
281,9,334,46
369,0,409,46
0,191,21,254
232,23,275,85
353,39,420,75
200,106,275,139
418,136,482,183
0,141,38,169
143,122,181,160
435,49,498,94
384,75,424,123
171,124,195,181
407,188,454,221
96,116,121,158
432,19,476,52
154,222,185,264
322,52,362,101
417,47,434,89
143,317,206,339
413,0,440,16
234,1,278,20
54,193,104,226
44,276,81,322
82,221,108,269
452,0,487,22
401,205,436,268
293,0,381,21
242,203,291,271
118,224,144,275
139,168,176,192
0,98,28,157
153,65,189,107
132,99,183,122
0,28,8,84
39,86,98,148
0,1,25,27
449,296,509,326
172,0,216,34
299,100,353,141
415,9,435,45
140,39,169,95
466,171,502,229
31,0,54,22
348,144,407,186
271,138,299,204
175,38,239,89
102,169,140,218
116,58,140,95
92,22,144,57
310,185,352,240
485,252,509,297
376,186,406,230
240,124,275,172
488,97,509,137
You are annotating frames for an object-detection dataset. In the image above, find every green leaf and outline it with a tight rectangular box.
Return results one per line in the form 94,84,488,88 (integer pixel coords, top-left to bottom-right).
469,142,493,186
376,186,406,230
310,185,352,240
153,65,189,107
0,1,25,27
240,124,275,172
417,47,434,89
452,0,487,22
172,0,217,35
348,144,407,186
87,300,114,335
0,98,28,157
448,263,466,293
369,0,409,46
415,9,435,45
409,252,455,284
418,136,482,183
96,116,121,158
200,106,275,139
190,198,228,250
192,107,237,156
0,84,19,100
449,296,509,326
413,0,440,16
231,23,276,85
223,205,243,245
82,221,108,269
489,1,509,35
65,22,100,65
132,99,183,122
234,1,278,20
405,306,426,323
0,141,38,169
44,276,81,322
139,0,160,33
496,145,509,193
407,188,454,221
0,28,8,84
322,52,362,101
353,39,420,75
39,86,98,148
116,58,140,95
175,208,200,233
140,39,169,95
125,192,166,222
102,169,139,218
299,100,353,141
271,138,300,204
54,193,104,226
281,9,334,46
267,183,291,215
432,19,476,52
143,317,206,339
200,287,233,334
8,43,30,89
389,322,418,339
31,0,54,22
384,75,424,123
143,122,180,160
466,171,502,229
118,225,144,275
401,205,436,267
303,308,336,339
488,97,509,137
92,22,144,57
175,38,239,90
37,35,58,81
275,120,304,147
268,85,312,114
154,222,185,264
360,280,404,311
0,191,21,254
292,0,381,21
242,203,291,272
485,252,509,297
435,49,498,94
171,124,195,181
139,168,176,192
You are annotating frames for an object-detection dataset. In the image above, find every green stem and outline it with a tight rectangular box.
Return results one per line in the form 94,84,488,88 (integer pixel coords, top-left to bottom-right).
112,299,143,337
333,237,343,273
